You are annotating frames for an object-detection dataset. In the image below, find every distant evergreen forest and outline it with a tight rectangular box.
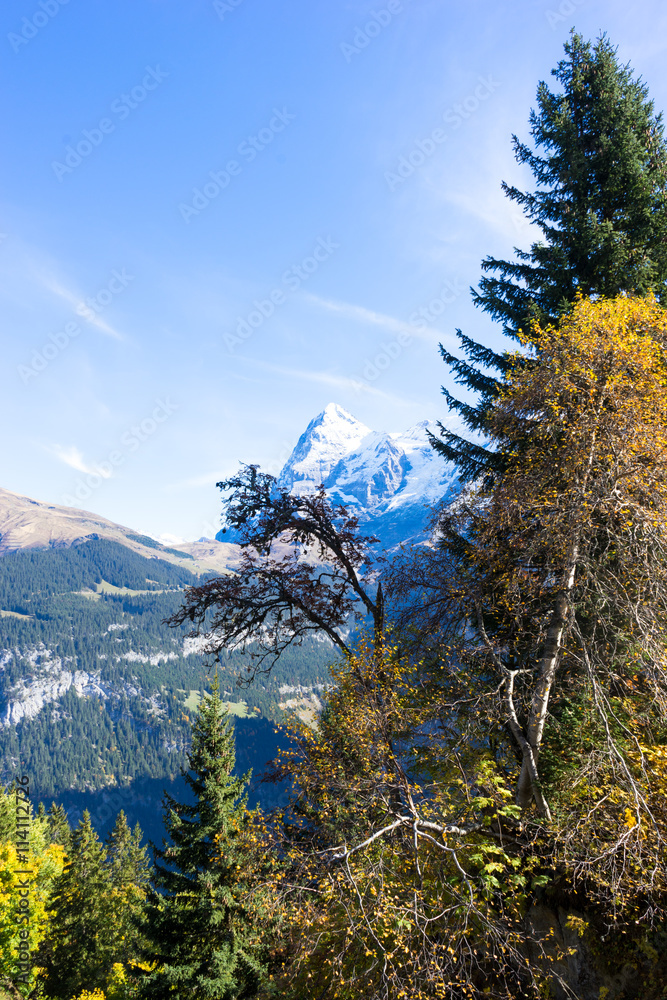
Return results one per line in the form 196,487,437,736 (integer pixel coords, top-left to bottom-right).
0,539,331,807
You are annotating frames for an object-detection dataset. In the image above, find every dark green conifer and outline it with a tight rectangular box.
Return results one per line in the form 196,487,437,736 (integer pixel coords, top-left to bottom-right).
46,802,71,850
106,810,151,970
479,31,667,337
43,811,114,998
434,32,667,480
140,675,268,999
0,789,14,844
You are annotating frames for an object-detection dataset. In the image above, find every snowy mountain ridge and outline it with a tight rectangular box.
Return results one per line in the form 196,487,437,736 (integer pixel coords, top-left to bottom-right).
278,403,372,493
276,403,458,547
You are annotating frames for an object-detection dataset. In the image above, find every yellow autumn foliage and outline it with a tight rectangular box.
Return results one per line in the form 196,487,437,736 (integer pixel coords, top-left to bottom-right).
272,639,533,1000
0,791,66,992
272,296,667,998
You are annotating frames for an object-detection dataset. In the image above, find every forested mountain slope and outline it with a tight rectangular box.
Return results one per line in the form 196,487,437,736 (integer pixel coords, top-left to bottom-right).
0,537,331,837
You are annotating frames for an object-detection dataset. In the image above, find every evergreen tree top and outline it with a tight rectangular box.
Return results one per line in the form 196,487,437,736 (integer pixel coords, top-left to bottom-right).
152,672,250,886
474,30,667,341
140,671,268,998
106,809,151,889
47,802,72,849
65,810,109,878
432,31,667,484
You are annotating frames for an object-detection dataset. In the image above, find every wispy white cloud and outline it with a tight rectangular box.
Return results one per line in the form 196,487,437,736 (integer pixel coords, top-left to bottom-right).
49,444,112,478
437,184,539,244
0,246,126,342
44,278,124,340
303,292,446,342
233,356,416,407
165,471,223,492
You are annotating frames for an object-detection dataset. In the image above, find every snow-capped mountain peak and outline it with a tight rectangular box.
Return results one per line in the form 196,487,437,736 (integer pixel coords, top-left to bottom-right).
276,405,458,547
390,419,431,449
278,403,371,494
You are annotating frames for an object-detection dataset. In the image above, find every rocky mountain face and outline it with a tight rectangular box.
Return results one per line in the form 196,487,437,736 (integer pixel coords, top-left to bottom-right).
278,404,373,492
276,403,458,548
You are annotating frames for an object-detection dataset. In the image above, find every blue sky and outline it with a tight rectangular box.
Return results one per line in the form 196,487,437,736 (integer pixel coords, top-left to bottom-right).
2,0,666,542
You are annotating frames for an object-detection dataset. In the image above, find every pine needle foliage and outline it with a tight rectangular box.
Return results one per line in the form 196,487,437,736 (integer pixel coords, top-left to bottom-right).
434,32,667,480
43,811,115,998
105,811,151,973
139,674,269,999
478,31,667,337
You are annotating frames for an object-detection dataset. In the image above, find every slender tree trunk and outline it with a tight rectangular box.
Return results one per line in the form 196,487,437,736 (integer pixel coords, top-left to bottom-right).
374,580,385,651
516,545,579,813
514,385,605,815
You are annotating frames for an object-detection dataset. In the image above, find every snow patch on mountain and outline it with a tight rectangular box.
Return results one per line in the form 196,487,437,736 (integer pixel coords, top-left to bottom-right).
326,431,409,508
386,422,456,509
122,650,179,666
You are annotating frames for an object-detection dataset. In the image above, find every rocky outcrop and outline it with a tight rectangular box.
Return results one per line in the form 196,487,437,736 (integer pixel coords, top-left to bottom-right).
0,644,146,726
0,655,78,726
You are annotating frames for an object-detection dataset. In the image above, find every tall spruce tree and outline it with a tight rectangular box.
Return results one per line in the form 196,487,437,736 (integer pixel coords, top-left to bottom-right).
434,31,667,480
43,811,115,998
106,811,151,971
107,810,150,889
140,675,268,999
46,802,71,850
